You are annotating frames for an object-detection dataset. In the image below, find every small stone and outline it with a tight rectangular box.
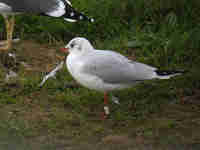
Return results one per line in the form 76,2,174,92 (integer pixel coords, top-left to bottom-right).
102,135,131,145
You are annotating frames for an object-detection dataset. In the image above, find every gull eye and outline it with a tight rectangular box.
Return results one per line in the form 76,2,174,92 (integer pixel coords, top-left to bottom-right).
70,43,75,48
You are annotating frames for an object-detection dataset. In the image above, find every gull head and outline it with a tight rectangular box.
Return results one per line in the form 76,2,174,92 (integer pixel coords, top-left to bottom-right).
61,37,94,54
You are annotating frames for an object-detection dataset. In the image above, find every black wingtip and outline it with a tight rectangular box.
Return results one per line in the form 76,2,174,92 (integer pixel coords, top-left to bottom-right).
63,3,94,23
63,11,94,23
155,70,187,76
77,13,94,23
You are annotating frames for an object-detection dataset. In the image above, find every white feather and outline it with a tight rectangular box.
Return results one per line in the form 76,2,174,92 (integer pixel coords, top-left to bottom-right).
64,18,77,22
65,0,72,6
45,0,65,17
39,61,64,87
0,2,12,13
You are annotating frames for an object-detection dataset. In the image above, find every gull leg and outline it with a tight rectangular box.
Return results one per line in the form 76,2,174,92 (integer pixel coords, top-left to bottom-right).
101,92,110,120
0,14,9,50
7,15,15,50
0,14,15,50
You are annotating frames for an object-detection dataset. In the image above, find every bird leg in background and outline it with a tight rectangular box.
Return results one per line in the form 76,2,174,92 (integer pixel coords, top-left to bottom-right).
0,14,15,50
6,15,15,50
102,92,110,119
7,15,15,49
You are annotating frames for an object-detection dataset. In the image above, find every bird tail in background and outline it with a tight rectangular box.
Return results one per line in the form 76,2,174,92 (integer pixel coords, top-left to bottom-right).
155,70,186,79
63,4,94,23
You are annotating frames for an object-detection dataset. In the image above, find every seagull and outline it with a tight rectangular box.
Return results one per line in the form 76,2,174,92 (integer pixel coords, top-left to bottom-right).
61,37,184,119
0,0,94,50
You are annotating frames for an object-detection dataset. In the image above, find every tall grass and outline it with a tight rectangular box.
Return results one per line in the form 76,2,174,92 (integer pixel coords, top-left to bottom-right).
0,0,199,67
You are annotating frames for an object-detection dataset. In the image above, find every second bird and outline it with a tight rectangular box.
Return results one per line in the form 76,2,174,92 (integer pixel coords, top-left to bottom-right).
0,0,94,50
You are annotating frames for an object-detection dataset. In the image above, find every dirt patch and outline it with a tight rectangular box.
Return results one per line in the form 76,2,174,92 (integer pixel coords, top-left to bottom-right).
14,40,65,72
102,135,131,145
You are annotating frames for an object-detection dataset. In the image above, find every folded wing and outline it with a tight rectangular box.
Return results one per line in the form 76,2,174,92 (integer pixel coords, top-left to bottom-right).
81,50,157,84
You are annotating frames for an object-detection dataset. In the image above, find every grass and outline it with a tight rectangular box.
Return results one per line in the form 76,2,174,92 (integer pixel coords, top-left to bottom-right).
0,41,199,149
0,0,200,149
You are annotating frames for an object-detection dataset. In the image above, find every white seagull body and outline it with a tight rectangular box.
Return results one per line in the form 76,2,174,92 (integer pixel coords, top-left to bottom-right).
62,37,182,92
61,37,184,118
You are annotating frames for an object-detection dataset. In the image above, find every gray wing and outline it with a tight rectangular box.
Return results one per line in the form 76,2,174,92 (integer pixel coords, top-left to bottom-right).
1,0,59,13
81,50,157,84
